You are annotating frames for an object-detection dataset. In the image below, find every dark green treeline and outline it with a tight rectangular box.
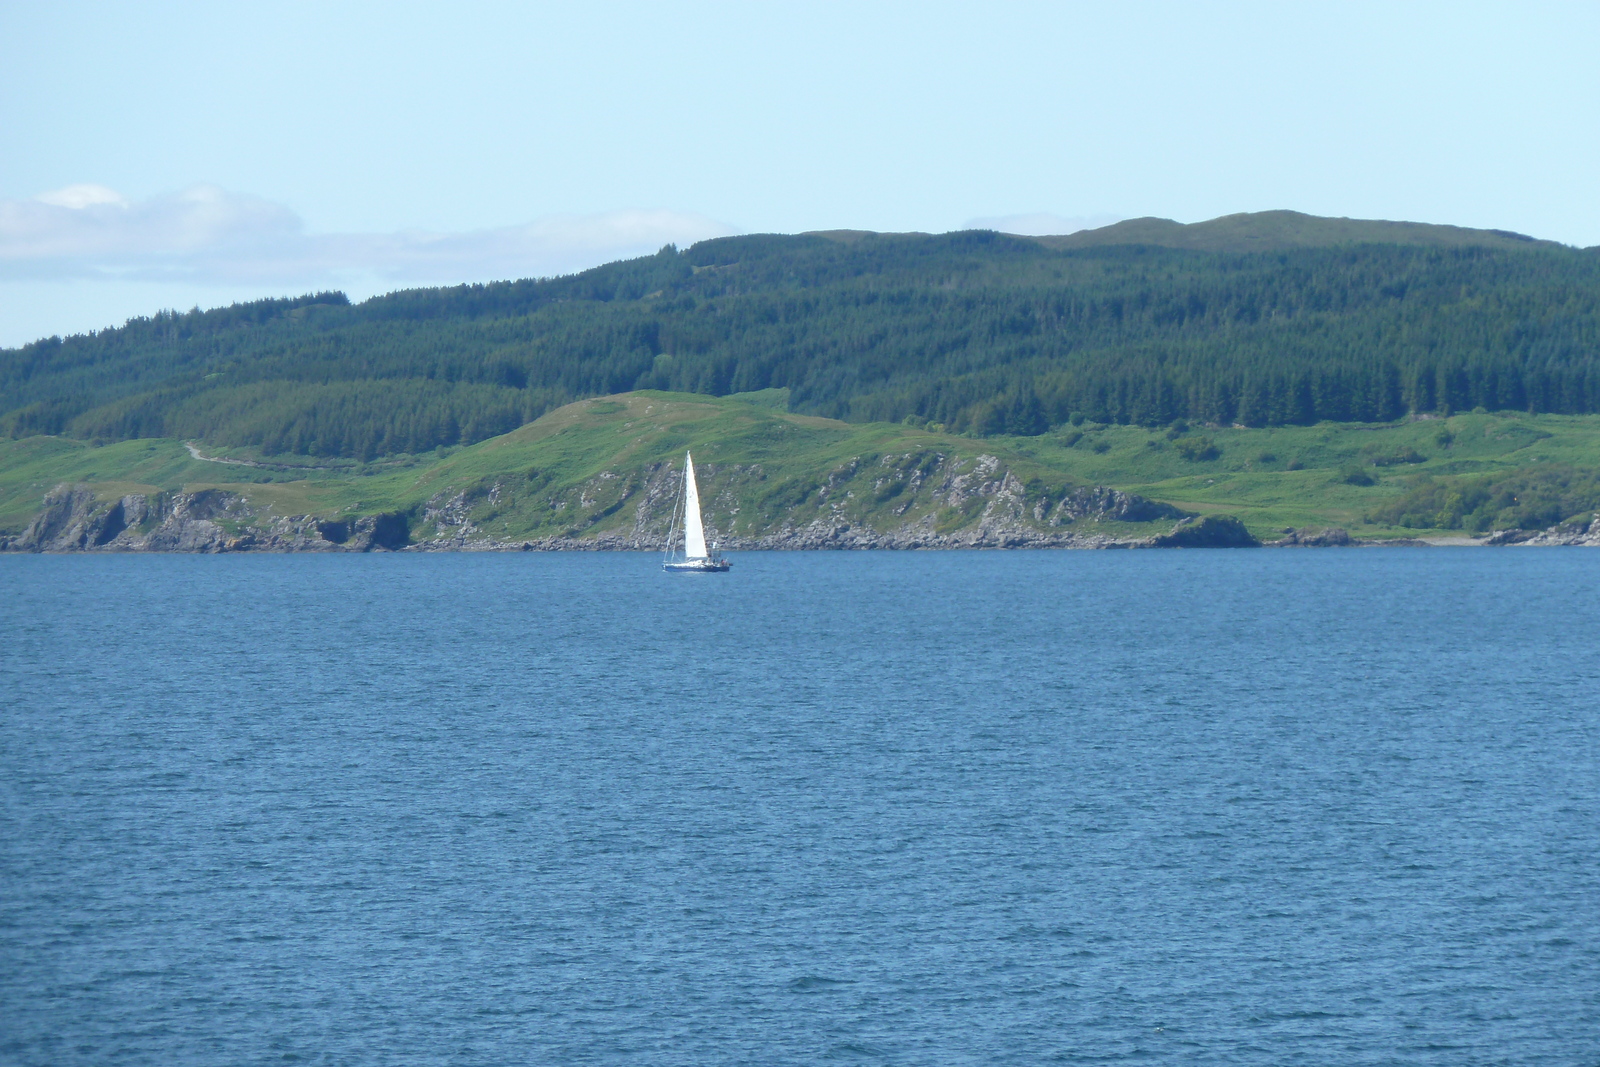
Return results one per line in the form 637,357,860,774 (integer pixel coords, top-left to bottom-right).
3,230,1599,458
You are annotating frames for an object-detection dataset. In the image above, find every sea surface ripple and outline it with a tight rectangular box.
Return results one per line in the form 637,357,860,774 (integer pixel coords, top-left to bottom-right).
2,550,1598,1065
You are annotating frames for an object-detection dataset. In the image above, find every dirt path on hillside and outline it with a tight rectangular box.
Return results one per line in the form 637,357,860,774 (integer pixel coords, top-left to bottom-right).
184,442,267,467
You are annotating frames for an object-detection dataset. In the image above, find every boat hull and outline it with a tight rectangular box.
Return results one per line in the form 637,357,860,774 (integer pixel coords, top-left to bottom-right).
663,558,731,573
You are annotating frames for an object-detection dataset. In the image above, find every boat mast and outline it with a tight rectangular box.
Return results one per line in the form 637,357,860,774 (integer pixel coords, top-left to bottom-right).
663,458,685,563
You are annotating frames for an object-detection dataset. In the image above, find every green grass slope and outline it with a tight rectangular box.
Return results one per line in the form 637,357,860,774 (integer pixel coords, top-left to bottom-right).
7,393,1600,545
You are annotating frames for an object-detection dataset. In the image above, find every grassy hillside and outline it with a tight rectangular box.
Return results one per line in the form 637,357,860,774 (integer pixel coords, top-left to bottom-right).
4,212,1599,461
7,393,1600,545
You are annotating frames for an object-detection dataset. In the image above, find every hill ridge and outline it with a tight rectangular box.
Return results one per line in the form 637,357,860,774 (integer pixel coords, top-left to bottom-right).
1025,209,1564,253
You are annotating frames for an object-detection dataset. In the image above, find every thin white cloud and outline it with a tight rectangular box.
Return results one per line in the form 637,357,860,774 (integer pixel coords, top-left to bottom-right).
0,184,737,286
1,185,301,268
33,184,130,210
963,212,1125,236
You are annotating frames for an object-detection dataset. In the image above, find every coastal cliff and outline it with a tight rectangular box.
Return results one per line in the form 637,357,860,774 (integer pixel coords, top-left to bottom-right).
12,479,1600,556
2,463,1194,553
13,473,1597,553
4,485,413,553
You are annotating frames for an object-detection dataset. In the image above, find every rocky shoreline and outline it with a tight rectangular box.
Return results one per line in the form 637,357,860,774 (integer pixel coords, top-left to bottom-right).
6,482,1600,553
0,484,1177,553
0,486,414,554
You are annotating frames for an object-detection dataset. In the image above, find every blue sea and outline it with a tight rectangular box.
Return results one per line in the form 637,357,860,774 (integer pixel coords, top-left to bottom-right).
3,550,1598,1065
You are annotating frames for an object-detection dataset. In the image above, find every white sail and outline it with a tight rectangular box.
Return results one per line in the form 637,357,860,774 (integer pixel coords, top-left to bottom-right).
683,451,708,560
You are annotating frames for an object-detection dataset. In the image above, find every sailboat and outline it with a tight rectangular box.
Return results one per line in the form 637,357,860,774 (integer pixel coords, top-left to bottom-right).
662,450,731,572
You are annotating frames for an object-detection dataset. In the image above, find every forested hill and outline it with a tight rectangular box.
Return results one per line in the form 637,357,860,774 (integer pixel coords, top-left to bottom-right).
3,211,1599,459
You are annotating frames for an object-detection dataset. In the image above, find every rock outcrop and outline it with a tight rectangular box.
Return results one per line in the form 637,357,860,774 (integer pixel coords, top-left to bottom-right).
1487,517,1600,547
1053,486,1189,524
2,484,412,553
1269,526,1355,547
1149,515,1261,548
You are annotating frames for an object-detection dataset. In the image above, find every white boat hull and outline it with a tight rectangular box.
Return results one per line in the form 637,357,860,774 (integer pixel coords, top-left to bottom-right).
663,558,731,573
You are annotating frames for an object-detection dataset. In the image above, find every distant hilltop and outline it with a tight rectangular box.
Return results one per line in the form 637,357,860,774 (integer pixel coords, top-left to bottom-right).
806,209,1570,254
1023,209,1563,253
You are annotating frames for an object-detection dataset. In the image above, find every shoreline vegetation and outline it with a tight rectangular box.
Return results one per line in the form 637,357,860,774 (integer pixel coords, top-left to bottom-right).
5,392,1600,553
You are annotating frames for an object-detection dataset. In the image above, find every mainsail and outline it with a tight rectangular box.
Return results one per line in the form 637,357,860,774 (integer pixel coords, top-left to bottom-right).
683,451,708,559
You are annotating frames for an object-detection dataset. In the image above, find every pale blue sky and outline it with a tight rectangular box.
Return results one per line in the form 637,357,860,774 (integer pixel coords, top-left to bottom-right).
2,1,1597,345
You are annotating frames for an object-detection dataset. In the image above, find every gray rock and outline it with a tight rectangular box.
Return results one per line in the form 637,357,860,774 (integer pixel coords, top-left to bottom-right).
1270,526,1356,547
1149,515,1261,548
1054,487,1190,524
13,485,136,551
